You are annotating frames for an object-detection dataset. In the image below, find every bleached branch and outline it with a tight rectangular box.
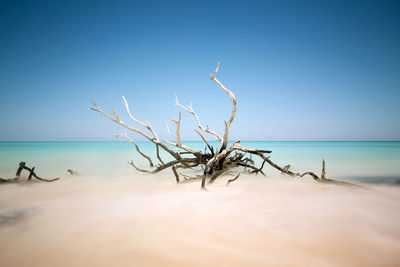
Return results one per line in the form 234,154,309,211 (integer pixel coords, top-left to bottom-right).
165,122,175,139
116,132,154,167
175,95,222,141
122,96,159,141
210,61,237,151
91,62,356,189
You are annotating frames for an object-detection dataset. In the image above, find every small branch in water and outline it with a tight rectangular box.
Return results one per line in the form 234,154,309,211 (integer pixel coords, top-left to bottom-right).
1,162,60,183
67,169,80,176
116,132,154,167
227,173,241,185
321,159,326,180
172,165,180,183
28,167,35,180
21,164,59,182
301,171,320,181
156,144,165,165
300,160,359,186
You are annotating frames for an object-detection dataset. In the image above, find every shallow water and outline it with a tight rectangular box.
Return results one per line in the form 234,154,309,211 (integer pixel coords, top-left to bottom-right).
1,141,400,180
1,142,400,266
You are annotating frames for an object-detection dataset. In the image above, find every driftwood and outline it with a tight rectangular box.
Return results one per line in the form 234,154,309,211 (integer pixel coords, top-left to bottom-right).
0,162,60,183
91,62,355,188
300,159,358,186
226,173,241,185
67,169,80,176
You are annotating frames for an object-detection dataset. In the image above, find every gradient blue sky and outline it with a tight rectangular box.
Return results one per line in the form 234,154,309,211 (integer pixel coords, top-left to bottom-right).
1,0,399,141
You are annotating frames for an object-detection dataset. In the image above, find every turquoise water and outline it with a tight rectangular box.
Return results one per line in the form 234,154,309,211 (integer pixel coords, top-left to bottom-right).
1,141,400,182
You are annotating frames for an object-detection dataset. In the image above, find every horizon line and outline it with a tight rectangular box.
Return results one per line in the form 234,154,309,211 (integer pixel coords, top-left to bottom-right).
0,140,399,142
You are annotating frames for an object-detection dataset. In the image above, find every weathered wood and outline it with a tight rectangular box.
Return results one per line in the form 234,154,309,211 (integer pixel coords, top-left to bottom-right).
92,63,357,188
22,165,59,182
238,160,266,175
0,177,18,183
175,95,222,141
172,165,179,183
209,163,237,184
117,133,154,167
210,61,237,152
171,113,181,146
227,173,241,185
28,167,35,180
201,174,206,189
301,171,320,181
128,161,151,173
67,169,79,176
91,99,179,161
195,130,213,155
156,144,165,165
16,162,26,177
283,164,291,172
180,176,203,184
1,162,60,183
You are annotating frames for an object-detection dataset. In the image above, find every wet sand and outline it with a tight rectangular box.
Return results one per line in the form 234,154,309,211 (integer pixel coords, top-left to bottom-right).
0,173,400,266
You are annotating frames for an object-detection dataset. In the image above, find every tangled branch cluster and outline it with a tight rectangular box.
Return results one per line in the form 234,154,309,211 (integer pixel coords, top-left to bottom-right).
91,63,346,188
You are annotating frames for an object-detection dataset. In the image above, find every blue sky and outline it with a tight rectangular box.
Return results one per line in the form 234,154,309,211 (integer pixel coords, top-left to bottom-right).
0,0,399,141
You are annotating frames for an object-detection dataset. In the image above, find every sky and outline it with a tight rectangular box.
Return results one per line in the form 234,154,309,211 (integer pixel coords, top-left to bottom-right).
0,0,399,141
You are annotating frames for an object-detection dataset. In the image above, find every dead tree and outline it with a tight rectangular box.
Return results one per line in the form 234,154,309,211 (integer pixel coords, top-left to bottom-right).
0,162,60,183
91,62,352,188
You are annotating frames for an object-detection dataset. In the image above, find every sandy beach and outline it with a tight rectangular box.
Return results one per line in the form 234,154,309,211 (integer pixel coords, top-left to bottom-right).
1,171,400,267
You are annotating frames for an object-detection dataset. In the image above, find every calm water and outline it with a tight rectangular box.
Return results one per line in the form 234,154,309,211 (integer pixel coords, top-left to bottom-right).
1,141,399,182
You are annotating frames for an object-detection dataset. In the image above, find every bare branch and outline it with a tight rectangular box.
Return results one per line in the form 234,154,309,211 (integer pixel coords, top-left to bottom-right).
201,173,207,189
128,160,151,173
282,164,291,174
0,177,18,183
92,100,154,141
165,122,175,139
171,112,182,146
121,96,148,128
117,133,154,167
226,173,240,185
210,62,237,151
2,162,59,183
195,130,213,154
20,163,59,182
180,175,203,184
301,171,320,181
91,99,180,161
28,167,35,180
67,169,79,176
146,120,159,141
175,95,222,141
211,61,220,77
91,64,357,189
112,109,121,121
121,96,160,141
238,160,266,176
163,139,201,156
209,162,237,184
172,165,179,183
156,144,165,165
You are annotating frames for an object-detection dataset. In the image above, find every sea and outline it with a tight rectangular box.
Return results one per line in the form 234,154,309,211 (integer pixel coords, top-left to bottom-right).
1,141,399,184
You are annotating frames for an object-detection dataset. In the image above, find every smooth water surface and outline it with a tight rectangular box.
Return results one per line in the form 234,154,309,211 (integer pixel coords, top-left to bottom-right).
1,141,399,181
